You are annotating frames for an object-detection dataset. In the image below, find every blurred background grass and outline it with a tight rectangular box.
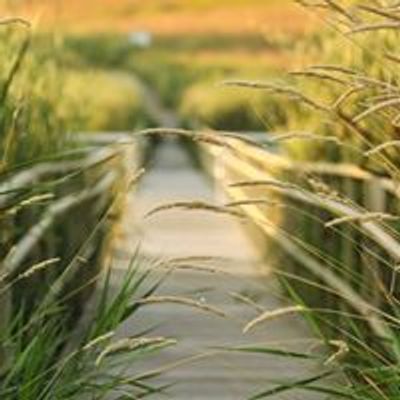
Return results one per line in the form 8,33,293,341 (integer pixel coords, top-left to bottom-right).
0,0,319,148
0,0,314,35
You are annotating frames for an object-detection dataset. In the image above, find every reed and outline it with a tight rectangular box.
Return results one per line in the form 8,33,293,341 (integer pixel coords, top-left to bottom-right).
0,15,168,398
211,1,400,397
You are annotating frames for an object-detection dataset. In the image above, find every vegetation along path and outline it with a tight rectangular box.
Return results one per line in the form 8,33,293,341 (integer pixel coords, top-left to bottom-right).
109,131,321,399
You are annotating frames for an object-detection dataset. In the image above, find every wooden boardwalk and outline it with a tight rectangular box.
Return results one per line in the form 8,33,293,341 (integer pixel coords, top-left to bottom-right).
111,141,320,399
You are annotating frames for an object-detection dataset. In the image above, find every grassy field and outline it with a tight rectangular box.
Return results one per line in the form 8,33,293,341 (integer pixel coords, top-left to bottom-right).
9,1,400,398
0,0,320,134
216,2,400,398
0,11,165,397
1,0,315,35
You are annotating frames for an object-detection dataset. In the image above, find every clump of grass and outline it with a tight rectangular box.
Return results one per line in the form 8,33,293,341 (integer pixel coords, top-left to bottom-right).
197,1,400,398
59,70,150,132
0,27,152,171
180,80,287,131
0,15,172,398
0,258,177,399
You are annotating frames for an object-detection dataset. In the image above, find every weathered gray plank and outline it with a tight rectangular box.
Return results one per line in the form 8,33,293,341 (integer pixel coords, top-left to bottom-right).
111,141,321,399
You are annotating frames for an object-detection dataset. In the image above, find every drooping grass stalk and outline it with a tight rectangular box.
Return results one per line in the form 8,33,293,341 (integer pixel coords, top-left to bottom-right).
212,1,400,397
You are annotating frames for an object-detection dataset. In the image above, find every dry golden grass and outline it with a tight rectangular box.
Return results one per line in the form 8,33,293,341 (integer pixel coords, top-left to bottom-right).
175,48,295,69
0,0,317,35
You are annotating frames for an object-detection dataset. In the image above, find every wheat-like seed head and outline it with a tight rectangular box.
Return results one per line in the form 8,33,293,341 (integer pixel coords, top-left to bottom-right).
136,296,228,318
243,305,306,334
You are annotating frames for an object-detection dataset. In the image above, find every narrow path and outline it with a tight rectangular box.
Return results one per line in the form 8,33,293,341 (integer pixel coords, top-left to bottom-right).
132,75,179,128
111,140,320,399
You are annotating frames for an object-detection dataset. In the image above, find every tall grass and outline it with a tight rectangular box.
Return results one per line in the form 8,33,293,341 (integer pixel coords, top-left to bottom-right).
0,17,173,399
180,80,287,131
0,26,149,171
208,1,400,398
0,256,176,399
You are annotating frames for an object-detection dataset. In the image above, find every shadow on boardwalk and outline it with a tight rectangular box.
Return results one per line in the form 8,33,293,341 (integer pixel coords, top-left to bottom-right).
109,140,321,399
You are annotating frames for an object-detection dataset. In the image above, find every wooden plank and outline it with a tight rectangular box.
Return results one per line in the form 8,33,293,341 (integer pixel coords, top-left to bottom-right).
112,141,320,399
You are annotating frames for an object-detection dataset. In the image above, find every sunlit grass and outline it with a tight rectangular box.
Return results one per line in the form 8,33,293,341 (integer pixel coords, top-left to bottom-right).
204,1,400,398
0,0,314,35
6,0,400,398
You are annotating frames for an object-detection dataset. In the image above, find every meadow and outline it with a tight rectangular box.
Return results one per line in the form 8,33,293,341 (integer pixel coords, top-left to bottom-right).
4,0,400,399
1,0,316,131
0,12,164,398
210,2,400,398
